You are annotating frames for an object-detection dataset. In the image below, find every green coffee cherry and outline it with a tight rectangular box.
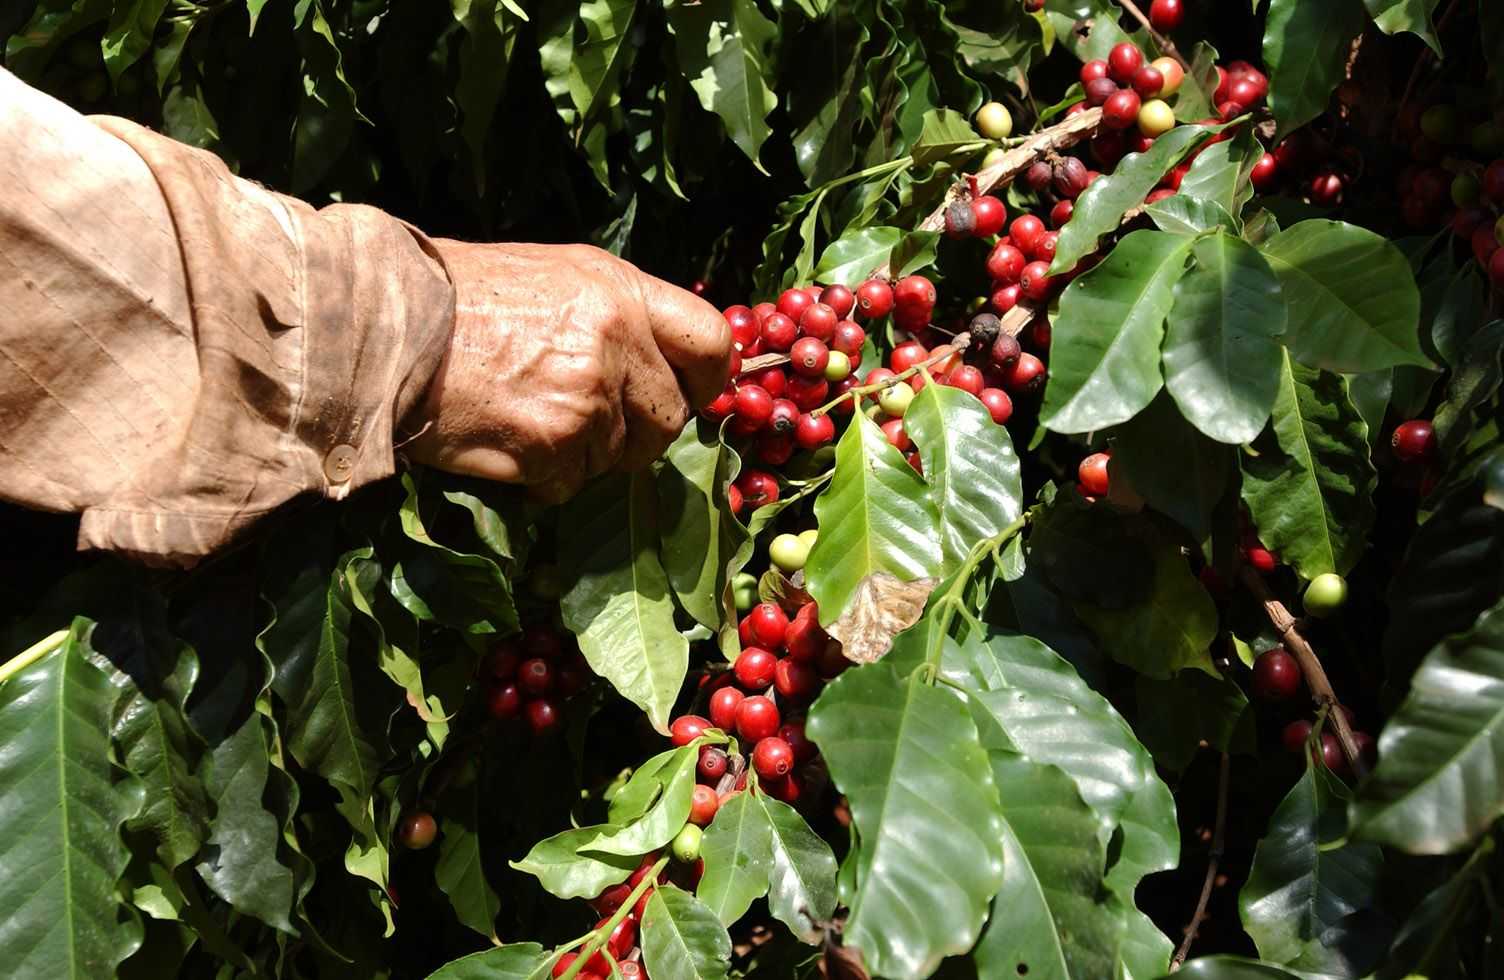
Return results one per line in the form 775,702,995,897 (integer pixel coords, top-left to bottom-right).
798,528,819,551
732,572,759,612
824,350,852,382
1420,104,1459,144
877,381,915,418
769,533,811,573
1303,573,1348,618
1451,173,1481,208
671,823,703,863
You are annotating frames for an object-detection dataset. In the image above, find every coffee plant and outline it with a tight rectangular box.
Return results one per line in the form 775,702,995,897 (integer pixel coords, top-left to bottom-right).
3,1,1504,978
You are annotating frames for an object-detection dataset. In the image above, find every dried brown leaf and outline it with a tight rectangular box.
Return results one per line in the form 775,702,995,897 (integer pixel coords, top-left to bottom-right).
825,571,938,665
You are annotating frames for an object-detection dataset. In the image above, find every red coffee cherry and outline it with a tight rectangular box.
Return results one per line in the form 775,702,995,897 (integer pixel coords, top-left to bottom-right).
735,469,779,508
735,695,782,742
1080,59,1110,84
733,384,774,429
768,397,799,435
799,302,838,342
518,657,554,696
748,602,790,648
832,319,866,356
689,784,720,826
1244,545,1278,573
990,332,1022,371
890,340,929,373
880,418,911,452
1319,732,1346,775
1009,214,1047,256
773,657,820,701
991,282,1022,313
1149,0,1183,32
1053,156,1090,200
1391,419,1435,462
1050,199,1075,228
780,720,818,763
945,364,986,396
794,412,836,450
776,287,814,322
1019,261,1055,301
1281,719,1313,755
1108,42,1144,84
1078,452,1111,497
986,242,1027,284
1251,648,1302,702
790,337,831,377
971,195,1008,237
670,714,712,746
786,374,829,412
979,387,1013,425
482,641,522,683
1103,89,1143,130
1309,171,1344,207
709,687,744,731
1005,352,1046,394
698,744,729,781
752,737,796,780
526,697,561,737
1024,159,1054,191
487,682,522,720
735,647,778,690
1084,76,1119,107
893,274,937,311
397,811,438,850
1034,230,1060,264
1131,65,1165,99
1249,152,1279,193
760,312,798,352
590,881,633,917
1228,75,1264,108
819,283,856,319
855,278,895,318
724,305,759,348
784,604,827,662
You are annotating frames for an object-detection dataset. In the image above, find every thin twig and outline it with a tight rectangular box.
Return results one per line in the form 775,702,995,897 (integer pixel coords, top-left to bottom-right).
1116,0,1192,72
1240,567,1370,781
809,335,973,416
1170,751,1230,970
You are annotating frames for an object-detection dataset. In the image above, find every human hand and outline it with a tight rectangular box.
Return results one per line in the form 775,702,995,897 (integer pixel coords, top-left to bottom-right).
407,242,730,502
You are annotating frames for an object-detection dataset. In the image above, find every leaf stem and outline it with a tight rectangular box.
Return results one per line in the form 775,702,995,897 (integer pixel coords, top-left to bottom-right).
557,855,669,980
1170,751,1230,969
1240,567,1370,781
0,629,68,686
922,515,1029,674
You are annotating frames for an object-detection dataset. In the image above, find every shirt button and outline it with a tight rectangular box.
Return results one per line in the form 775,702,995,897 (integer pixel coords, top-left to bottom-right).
324,444,358,483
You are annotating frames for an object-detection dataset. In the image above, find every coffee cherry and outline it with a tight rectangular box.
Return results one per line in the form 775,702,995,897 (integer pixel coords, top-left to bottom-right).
972,195,1008,237
1137,99,1175,138
760,312,798,352
968,313,1002,349
1084,76,1119,107
1482,160,1504,203
1282,720,1313,755
1024,159,1054,191
775,657,820,701
1053,156,1090,199
733,385,774,430
725,305,759,348
991,282,1022,313
1352,731,1378,770
1391,419,1435,462
768,398,799,435
819,283,855,319
1005,352,1046,394
553,953,600,980
944,200,977,238
1227,76,1263,108
526,697,561,736
1132,65,1165,99
518,657,554,696
735,646,778,690
1303,573,1348,618
1150,56,1183,95
1245,545,1278,573
880,418,912,451
975,387,1012,425
785,605,827,663
776,287,814,323
893,274,937,312
1251,648,1302,701
735,469,779,508
800,302,838,342
990,332,1022,371
976,101,1013,139
890,340,928,373
752,736,796,780
1080,59,1110,84
986,242,1027,284
945,365,986,396
487,682,522,720
1309,171,1344,207
768,533,807,574
483,641,522,684
1009,215,1047,256
790,337,830,378
1249,152,1278,193
1050,199,1075,228
397,811,438,850
1149,0,1183,31
689,784,720,826
698,744,729,781
855,278,895,319
878,381,916,417
1319,732,1346,775
735,695,781,742
711,688,745,733
1103,89,1142,130
670,714,712,746
1033,231,1059,264
591,881,633,917
831,321,866,358
1108,42,1144,84
1078,453,1111,497
1019,261,1055,301
795,412,836,450
749,603,790,648
671,824,703,863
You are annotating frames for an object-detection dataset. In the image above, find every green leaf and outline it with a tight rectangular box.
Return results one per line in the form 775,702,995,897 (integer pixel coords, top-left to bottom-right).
1240,763,1383,967
102,0,169,80
660,420,736,630
0,623,143,978
1351,598,1504,853
890,229,943,278
510,825,638,900
1240,353,1378,579
425,943,551,979
805,414,941,628
1381,838,1494,979
970,750,1131,980
1134,671,1255,773
290,0,362,193
640,885,734,980
436,763,503,941
790,12,868,186
1163,231,1286,444
758,793,838,941
397,474,520,635
1174,128,1261,219
1112,393,1232,541
664,0,778,171
696,790,772,926
911,108,986,167
904,382,1024,575
584,745,697,857
1049,126,1210,274
1167,958,1308,980
1042,230,1193,433
1262,0,1368,135
1261,220,1429,373
561,472,689,734
1146,196,1238,235
1027,488,1153,609
814,226,903,286
450,0,523,192
806,663,1006,980
537,0,638,185
1171,41,1222,123
1363,0,1441,55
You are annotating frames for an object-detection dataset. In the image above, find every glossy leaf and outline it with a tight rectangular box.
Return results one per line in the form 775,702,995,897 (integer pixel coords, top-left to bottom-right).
759,793,838,941
1167,958,1307,980
436,764,503,941
814,226,903,286
425,943,550,979
510,825,638,900
1049,127,1209,274
805,414,942,629
665,0,778,170
1027,487,1154,609
1174,128,1261,220
1363,0,1442,55
1146,196,1237,236
102,0,169,80
0,624,143,978
910,108,985,167
1163,232,1286,445
1135,671,1255,773
1262,0,1368,135
807,662,1005,979
660,420,736,630
1351,598,1504,853
1241,353,1378,580
561,472,688,734
1041,230,1193,433
585,745,697,857
641,885,734,980
1240,763,1383,966
1261,220,1429,374
450,0,523,186
905,381,1024,574
537,0,638,184
696,790,772,926
1112,394,1232,541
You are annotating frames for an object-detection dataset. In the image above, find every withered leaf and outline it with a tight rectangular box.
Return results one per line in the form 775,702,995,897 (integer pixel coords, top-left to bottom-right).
758,568,813,612
825,571,938,664
819,940,869,980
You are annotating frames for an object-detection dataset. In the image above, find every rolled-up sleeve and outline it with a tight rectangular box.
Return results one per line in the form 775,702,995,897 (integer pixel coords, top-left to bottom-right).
0,67,454,565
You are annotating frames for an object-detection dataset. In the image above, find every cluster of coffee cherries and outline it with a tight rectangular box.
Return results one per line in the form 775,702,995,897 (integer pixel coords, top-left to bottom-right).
1392,96,1504,276
1072,43,1187,140
480,624,593,738
1250,646,1377,778
558,852,664,979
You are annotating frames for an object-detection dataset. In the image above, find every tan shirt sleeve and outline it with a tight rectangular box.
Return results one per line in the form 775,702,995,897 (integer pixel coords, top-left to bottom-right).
0,67,454,566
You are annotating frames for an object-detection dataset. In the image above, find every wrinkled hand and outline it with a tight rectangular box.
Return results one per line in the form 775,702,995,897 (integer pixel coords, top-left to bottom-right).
408,242,730,503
